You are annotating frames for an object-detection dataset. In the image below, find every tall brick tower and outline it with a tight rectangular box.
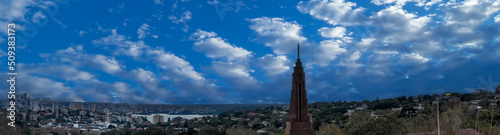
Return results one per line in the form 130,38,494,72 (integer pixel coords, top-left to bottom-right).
285,43,314,135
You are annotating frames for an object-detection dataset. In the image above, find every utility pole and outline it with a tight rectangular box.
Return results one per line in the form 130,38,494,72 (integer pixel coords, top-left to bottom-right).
476,108,479,134
490,104,494,135
437,97,440,135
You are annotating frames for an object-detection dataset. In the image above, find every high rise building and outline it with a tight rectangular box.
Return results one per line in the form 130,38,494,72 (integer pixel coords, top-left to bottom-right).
153,114,164,124
69,103,76,110
52,101,59,119
31,99,39,111
89,104,96,112
20,92,27,101
285,44,313,135
76,104,84,110
104,108,110,117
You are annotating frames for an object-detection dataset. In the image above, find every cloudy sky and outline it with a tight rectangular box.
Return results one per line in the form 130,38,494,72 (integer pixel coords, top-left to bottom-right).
0,0,499,104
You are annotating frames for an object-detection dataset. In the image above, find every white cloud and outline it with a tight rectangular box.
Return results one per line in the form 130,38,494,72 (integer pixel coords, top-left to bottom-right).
297,0,367,26
169,11,192,24
0,0,35,21
370,6,431,44
440,0,500,49
369,0,440,8
213,61,253,79
348,87,359,93
318,27,346,38
94,28,211,88
339,51,363,68
79,30,86,37
258,54,291,75
357,37,376,49
371,0,427,6
314,40,347,66
189,29,257,91
147,49,205,81
154,0,163,5
365,51,398,75
93,55,123,74
190,29,252,60
20,63,96,81
17,74,80,101
0,0,59,35
444,0,500,25
31,11,46,23
93,29,147,58
0,0,35,35
211,61,258,88
137,23,150,39
400,52,430,64
190,30,216,39
425,0,442,7
444,0,500,27
248,17,307,54
495,14,500,23
40,45,125,74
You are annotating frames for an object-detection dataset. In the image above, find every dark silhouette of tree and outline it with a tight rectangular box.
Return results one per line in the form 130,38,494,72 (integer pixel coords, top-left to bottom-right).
108,125,116,129
135,126,169,135
495,83,500,94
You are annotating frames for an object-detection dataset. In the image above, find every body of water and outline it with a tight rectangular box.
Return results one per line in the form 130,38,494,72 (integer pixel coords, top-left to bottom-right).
132,114,213,122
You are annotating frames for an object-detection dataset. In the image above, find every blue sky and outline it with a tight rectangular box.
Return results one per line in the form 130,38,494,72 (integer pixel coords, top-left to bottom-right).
1,0,500,104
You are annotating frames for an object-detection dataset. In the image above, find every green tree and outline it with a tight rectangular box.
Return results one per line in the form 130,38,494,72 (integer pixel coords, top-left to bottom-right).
198,126,222,135
316,123,342,135
226,127,257,135
343,110,372,134
344,110,406,135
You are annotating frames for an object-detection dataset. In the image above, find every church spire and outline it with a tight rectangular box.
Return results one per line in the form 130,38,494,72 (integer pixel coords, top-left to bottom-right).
286,43,313,135
297,43,300,60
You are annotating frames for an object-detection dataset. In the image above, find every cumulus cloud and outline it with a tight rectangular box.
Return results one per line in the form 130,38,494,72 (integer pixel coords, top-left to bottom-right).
93,29,147,58
257,54,291,76
29,28,228,103
211,61,259,89
22,64,96,81
441,0,500,49
339,51,363,68
16,72,81,101
0,0,58,39
297,0,368,26
93,55,123,73
248,17,307,55
189,29,259,96
370,6,432,45
371,0,426,6
443,0,500,27
400,52,430,64
190,29,252,60
147,49,205,81
495,14,500,23
313,40,347,66
318,27,347,38
40,45,125,74
137,23,150,39
6,0,500,104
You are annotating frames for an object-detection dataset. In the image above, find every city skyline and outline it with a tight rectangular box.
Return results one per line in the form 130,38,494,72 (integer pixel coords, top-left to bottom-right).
1,0,500,104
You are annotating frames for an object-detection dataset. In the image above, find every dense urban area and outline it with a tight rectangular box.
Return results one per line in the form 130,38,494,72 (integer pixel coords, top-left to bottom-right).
2,85,500,135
